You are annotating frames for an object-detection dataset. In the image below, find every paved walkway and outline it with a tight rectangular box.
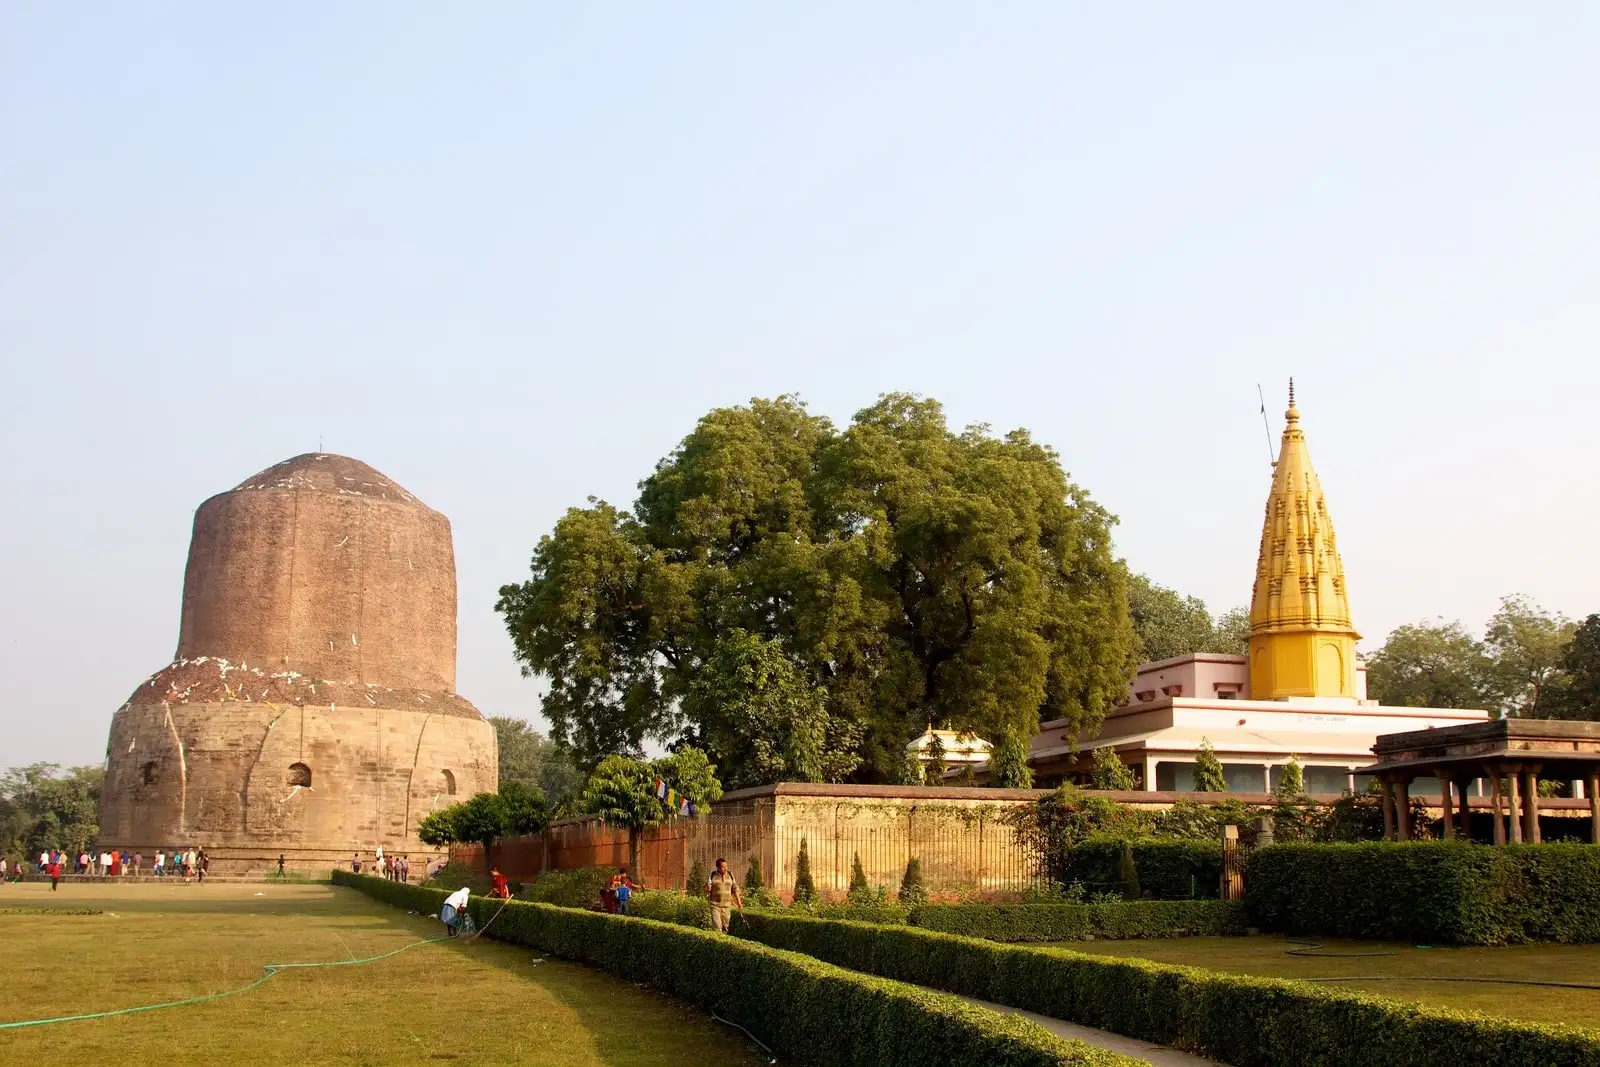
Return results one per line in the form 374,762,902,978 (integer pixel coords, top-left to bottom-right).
950,993,1221,1067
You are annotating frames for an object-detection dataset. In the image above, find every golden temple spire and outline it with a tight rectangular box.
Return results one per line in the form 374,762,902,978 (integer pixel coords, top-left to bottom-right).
1248,382,1360,699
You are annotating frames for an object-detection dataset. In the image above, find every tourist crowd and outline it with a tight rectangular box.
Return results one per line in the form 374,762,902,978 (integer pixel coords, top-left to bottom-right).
351,851,417,882
1,847,211,884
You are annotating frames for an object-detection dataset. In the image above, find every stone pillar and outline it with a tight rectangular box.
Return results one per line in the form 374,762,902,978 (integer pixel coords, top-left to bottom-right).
1522,768,1541,845
1455,778,1472,843
1395,777,1413,842
1507,768,1523,844
1589,771,1600,846
1144,756,1157,793
1380,777,1396,842
1488,769,1505,845
1437,774,1455,840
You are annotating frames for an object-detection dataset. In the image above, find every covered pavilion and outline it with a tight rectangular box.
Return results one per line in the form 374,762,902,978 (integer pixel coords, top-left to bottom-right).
1358,719,1600,844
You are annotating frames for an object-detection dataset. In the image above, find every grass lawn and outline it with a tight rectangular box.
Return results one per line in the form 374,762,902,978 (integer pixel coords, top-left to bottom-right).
1060,934,1600,1028
0,881,771,1065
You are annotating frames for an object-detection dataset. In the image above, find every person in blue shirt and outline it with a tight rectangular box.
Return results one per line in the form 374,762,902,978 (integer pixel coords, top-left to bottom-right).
609,867,637,915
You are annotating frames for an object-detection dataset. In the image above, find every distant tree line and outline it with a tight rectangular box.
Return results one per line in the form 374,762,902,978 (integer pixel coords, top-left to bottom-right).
1365,596,1600,719
1,763,102,859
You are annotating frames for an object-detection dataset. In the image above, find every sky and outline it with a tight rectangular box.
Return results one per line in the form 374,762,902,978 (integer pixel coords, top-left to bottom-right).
3,4,1598,768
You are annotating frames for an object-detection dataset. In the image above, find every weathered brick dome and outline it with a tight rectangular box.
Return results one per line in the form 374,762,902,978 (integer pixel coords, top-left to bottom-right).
98,453,497,871
177,453,458,697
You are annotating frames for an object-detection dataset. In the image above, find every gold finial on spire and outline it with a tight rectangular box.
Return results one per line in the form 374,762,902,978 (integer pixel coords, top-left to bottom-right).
1285,378,1298,423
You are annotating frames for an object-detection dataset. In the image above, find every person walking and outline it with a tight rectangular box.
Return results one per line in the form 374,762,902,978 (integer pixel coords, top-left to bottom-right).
48,857,61,891
278,854,286,878
705,858,744,933
490,868,510,900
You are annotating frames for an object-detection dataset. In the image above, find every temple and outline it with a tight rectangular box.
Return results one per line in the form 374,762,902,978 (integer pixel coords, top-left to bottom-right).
977,383,1492,795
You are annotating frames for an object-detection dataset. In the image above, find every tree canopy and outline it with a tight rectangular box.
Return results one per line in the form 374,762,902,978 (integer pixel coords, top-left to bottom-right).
498,393,1137,784
490,715,586,811
417,785,552,858
1541,614,1600,721
1,763,102,858
1364,596,1586,718
1127,574,1247,662
1363,620,1496,709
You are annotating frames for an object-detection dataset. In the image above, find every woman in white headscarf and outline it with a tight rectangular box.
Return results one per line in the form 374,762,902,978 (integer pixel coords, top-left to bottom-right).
440,886,471,937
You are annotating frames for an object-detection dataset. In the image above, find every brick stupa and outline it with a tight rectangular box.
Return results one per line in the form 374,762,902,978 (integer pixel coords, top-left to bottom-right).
98,454,497,871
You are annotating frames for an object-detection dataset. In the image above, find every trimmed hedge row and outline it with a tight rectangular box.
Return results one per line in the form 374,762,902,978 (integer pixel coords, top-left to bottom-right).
1056,839,1223,900
632,895,1246,943
520,865,612,908
735,911,1600,1067
332,871,1143,1067
908,901,1247,942
628,889,713,927
1248,842,1600,946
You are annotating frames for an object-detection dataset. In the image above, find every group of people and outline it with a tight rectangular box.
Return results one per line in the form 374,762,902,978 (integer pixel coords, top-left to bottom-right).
0,848,209,888
351,852,413,882
596,858,745,931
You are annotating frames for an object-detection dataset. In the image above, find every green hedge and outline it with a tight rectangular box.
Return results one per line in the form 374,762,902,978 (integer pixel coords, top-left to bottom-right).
519,865,612,909
1054,838,1223,900
332,871,1141,1067
638,899,1243,943
629,889,712,928
907,901,1247,942
1248,842,1600,946
735,911,1600,1067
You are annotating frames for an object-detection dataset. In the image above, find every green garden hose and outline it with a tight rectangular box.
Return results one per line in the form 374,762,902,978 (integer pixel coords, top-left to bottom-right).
0,935,447,1030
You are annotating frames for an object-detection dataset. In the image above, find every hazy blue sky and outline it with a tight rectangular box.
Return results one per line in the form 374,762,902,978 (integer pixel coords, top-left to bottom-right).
4,5,1598,767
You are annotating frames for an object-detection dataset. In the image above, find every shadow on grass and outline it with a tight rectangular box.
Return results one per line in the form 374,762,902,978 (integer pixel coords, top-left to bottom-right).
339,897,769,1067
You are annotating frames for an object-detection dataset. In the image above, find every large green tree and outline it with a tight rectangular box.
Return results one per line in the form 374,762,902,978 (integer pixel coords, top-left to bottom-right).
490,716,586,811
0,763,102,858
1127,574,1247,662
1485,594,1575,717
498,394,1137,782
1542,614,1600,720
1363,620,1496,710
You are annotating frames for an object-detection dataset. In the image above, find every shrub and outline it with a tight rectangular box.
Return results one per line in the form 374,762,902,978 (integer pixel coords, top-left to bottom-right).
1089,746,1137,791
807,901,909,924
630,889,712,929
989,733,1034,788
521,866,612,909
1115,843,1140,901
898,857,928,906
1051,838,1222,900
734,910,1600,1067
1248,841,1600,945
1274,757,1304,800
1313,784,1432,843
744,855,765,894
334,872,1139,1067
1192,738,1227,792
907,901,1247,942
685,858,706,894
422,860,489,895
793,838,816,904
1009,786,1155,884
848,852,869,897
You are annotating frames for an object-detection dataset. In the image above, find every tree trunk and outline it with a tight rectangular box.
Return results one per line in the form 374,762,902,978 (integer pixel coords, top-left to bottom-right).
628,828,640,881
